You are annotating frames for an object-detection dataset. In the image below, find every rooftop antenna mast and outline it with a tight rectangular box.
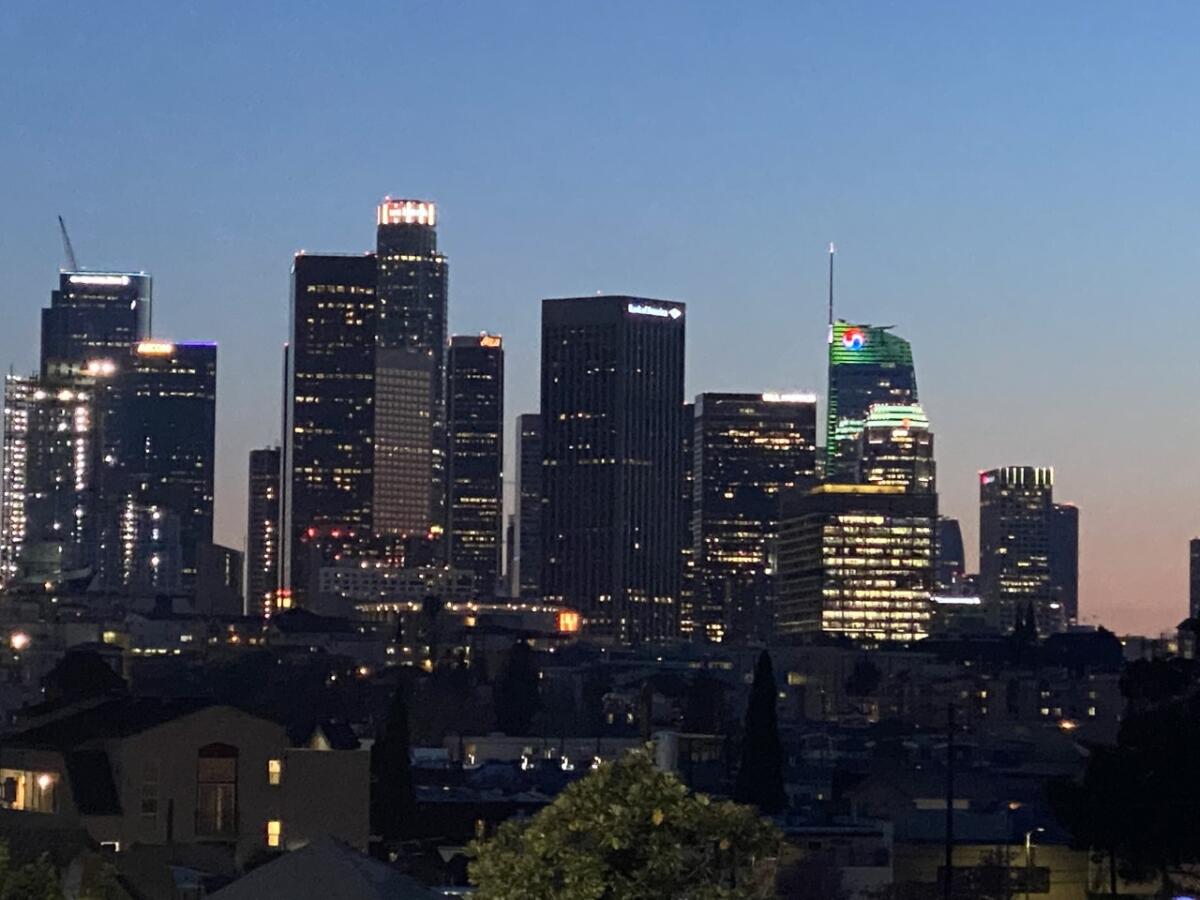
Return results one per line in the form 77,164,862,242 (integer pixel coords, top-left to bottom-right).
825,243,835,345
58,216,80,272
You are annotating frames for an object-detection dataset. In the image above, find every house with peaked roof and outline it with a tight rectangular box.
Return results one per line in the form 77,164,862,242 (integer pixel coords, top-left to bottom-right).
0,698,368,863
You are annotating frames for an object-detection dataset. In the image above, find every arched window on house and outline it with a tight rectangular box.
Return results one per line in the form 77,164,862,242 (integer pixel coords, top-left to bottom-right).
196,743,237,838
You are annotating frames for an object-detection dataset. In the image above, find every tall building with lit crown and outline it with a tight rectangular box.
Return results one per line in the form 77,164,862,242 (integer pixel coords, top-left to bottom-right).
283,253,377,607
691,392,818,643
512,413,543,598
105,341,217,592
978,466,1068,633
826,322,918,480
856,403,935,493
375,199,449,533
541,296,685,644
246,447,281,616
40,272,151,375
776,484,936,642
446,334,504,596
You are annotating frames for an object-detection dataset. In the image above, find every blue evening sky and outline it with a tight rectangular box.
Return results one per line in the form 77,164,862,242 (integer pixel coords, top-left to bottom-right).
3,2,1199,632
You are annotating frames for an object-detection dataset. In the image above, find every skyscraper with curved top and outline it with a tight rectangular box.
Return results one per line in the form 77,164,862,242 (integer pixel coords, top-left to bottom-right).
826,321,918,480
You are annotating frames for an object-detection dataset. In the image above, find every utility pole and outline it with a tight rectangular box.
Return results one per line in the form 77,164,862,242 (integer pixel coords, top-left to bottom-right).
944,703,955,900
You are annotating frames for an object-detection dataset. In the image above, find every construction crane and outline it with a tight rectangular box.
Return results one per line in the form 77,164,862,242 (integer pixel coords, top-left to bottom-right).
57,215,79,272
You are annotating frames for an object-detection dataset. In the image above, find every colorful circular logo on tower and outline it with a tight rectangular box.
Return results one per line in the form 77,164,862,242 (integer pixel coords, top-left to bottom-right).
842,327,866,350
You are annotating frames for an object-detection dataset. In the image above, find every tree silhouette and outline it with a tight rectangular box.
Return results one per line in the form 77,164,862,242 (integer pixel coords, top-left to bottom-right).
370,682,416,841
493,640,540,736
733,651,785,815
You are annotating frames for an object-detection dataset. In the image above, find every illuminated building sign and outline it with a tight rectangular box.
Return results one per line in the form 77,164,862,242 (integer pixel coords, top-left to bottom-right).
556,610,581,633
478,334,502,348
135,341,175,356
626,303,682,320
842,327,866,350
68,274,131,287
377,199,437,227
761,392,818,403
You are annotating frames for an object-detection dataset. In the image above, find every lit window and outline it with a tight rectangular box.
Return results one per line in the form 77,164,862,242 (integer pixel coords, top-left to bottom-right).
268,759,282,786
266,820,282,848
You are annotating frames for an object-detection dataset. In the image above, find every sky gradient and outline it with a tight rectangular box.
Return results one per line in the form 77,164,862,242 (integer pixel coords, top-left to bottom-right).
4,2,1199,634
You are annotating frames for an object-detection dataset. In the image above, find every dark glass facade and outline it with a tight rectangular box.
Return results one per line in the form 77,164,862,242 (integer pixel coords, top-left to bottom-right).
106,341,217,592
375,200,448,533
283,253,377,606
246,446,281,616
446,334,504,596
512,413,542,598
541,296,685,644
691,392,818,643
935,516,966,593
41,272,151,375
826,321,918,480
1049,502,1079,625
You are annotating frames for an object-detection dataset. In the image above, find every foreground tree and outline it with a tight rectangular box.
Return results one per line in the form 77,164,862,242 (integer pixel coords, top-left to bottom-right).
734,651,786,815
494,640,541,735
469,750,780,899
370,682,416,842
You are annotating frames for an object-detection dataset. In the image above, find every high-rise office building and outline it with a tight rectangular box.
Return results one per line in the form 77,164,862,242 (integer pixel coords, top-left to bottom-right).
0,374,108,585
826,322,918,480
105,341,217,592
283,253,377,605
856,403,935,493
776,484,936,642
246,446,281,616
935,516,966,593
541,296,686,644
372,348,433,537
375,199,449,532
691,392,818,643
679,401,696,639
40,272,151,375
446,334,504,596
0,375,33,584
1050,502,1079,625
978,466,1067,634
512,413,543,598
1191,539,1200,621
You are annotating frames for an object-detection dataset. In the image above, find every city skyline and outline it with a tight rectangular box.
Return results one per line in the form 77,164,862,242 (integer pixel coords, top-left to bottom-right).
6,3,1200,633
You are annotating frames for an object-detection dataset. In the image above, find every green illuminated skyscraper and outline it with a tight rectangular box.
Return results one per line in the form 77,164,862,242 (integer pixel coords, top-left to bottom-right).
826,321,918,479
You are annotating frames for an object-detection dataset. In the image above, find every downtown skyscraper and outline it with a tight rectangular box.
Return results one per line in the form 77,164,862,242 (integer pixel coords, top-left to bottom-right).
375,199,448,535
40,271,152,377
246,446,281,615
826,321,918,480
103,341,217,592
690,392,818,643
541,296,685,644
979,466,1078,633
282,252,377,606
776,484,936,642
446,334,504,596
511,413,543,598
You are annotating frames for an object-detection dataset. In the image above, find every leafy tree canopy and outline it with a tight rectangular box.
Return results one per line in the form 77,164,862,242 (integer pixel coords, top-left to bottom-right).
469,750,780,900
